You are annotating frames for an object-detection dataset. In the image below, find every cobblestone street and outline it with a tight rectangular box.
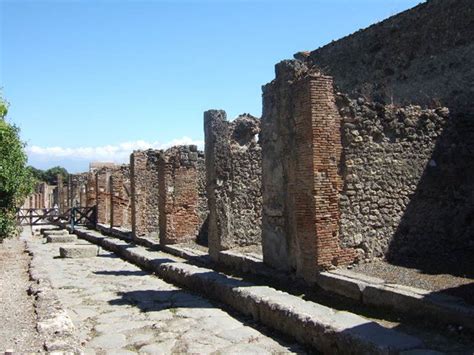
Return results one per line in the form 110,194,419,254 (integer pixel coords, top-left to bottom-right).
27,230,305,354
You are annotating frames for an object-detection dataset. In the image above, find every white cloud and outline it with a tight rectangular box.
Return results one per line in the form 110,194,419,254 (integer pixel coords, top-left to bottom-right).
26,137,204,165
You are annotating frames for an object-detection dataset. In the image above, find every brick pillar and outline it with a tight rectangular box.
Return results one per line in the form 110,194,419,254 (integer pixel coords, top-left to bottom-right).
110,165,132,229
130,150,161,239
261,61,356,282
204,110,262,260
86,172,96,207
158,145,207,245
95,167,112,226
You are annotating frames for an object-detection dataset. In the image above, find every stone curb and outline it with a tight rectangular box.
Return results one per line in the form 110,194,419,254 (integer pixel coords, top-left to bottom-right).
24,238,82,353
80,224,474,336
73,226,427,354
316,270,474,332
84,225,474,333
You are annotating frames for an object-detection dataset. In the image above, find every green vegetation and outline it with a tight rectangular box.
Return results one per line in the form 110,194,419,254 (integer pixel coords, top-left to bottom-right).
28,165,68,185
0,95,34,240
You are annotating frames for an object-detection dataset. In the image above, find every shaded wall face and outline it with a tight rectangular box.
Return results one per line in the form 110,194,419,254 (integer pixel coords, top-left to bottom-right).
337,97,449,259
110,166,132,229
158,146,207,245
261,62,355,281
306,0,474,116
204,110,262,260
130,150,160,239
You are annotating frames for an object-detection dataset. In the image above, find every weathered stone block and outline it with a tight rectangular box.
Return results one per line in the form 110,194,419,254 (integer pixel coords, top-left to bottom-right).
47,235,78,243
59,245,98,258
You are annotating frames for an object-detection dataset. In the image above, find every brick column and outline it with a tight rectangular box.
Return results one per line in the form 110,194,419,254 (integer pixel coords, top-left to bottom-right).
158,145,207,245
261,61,356,282
130,150,161,239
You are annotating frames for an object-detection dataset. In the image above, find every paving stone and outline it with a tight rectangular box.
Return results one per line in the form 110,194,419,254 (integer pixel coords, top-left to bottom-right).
94,321,146,334
220,343,273,354
139,340,177,354
87,333,127,349
59,245,98,258
127,332,155,344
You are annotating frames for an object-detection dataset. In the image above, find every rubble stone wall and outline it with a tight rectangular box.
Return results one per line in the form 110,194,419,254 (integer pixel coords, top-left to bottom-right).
204,110,262,260
130,150,161,239
303,0,474,116
158,145,207,245
110,165,132,229
336,96,449,260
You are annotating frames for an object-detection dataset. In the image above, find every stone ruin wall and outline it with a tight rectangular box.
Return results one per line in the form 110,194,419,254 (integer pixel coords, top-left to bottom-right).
303,0,474,117
86,172,96,208
57,175,69,213
130,149,161,239
261,56,472,277
261,62,356,281
295,0,473,271
95,167,113,225
68,173,88,208
204,110,262,260
158,145,207,245
336,95,449,261
110,165,132,230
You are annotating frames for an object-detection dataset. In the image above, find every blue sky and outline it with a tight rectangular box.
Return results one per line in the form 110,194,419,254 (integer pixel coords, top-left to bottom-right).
1,0,421,172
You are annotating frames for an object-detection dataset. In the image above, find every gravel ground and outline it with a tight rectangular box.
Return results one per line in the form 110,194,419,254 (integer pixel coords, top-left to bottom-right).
351,260,474,304
0,231,43,352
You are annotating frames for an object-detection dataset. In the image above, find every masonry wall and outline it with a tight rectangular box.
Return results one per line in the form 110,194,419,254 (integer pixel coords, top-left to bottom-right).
338,98,473,274
68,173,87,208
261,61,356,281
204,110,262,259
86,172,96,207
336,95,449,257
110,165,132,229
57,175,69,213
95,167,113,225
302,0,474,116
158,145,207,245
130,150,161,239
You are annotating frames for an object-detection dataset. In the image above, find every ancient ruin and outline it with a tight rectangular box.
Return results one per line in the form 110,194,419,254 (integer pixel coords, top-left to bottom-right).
11,1,474,353
130,149,161,239
204,110,262,260
158,145,207,245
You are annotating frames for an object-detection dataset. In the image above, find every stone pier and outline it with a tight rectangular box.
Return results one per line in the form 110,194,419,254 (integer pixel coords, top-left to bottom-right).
204,110,262,260
158,145,207,245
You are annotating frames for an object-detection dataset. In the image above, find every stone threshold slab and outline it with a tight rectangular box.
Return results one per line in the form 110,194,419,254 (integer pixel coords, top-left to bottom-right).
72,226,426,354
316,270,474,333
